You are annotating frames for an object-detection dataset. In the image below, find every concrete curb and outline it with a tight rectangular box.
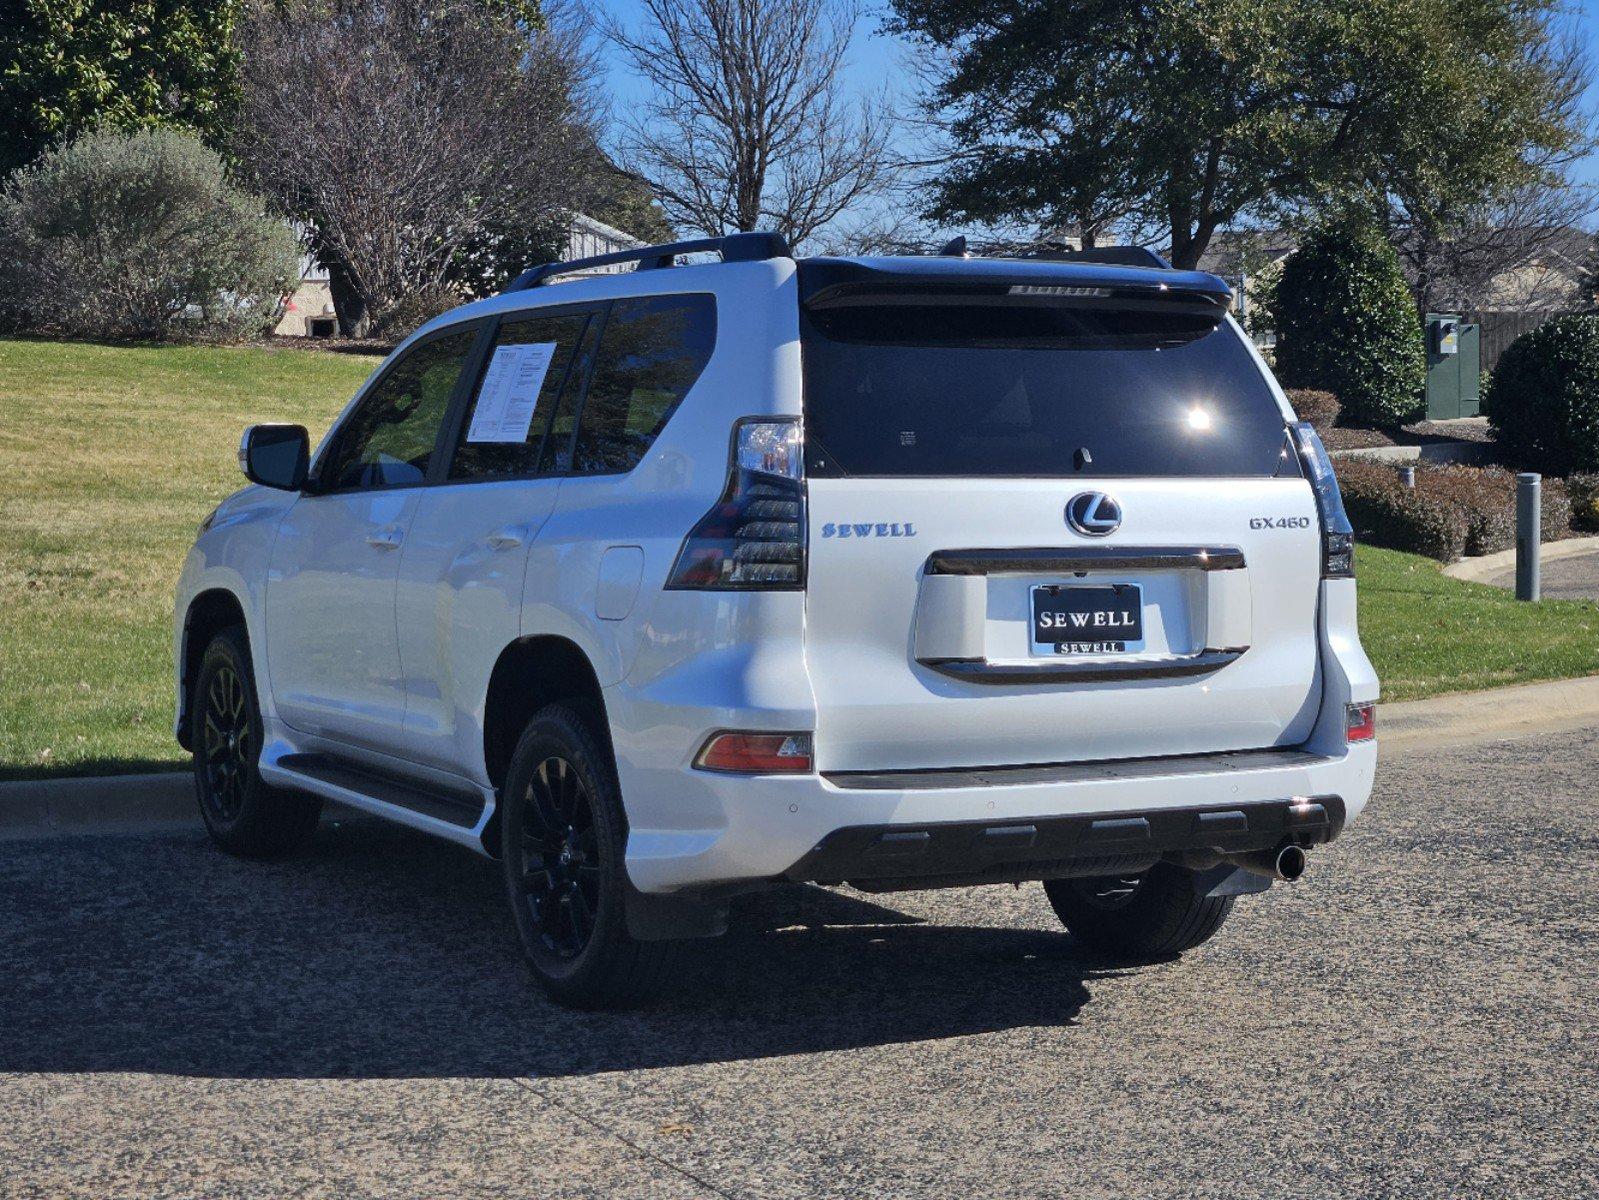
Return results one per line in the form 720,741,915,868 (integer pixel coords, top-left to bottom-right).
6,674,1599,837
1441,535,1599,584
0,772,195,840
1378,673,1599,757
1329,440,1492,466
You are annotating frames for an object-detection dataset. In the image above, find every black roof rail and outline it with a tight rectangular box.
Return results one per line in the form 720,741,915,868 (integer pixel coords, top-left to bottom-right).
502,230,792,292
1021,246,1172,270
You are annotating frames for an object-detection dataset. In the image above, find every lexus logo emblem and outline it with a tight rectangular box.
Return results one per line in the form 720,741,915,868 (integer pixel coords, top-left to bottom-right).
1066,491,1122,537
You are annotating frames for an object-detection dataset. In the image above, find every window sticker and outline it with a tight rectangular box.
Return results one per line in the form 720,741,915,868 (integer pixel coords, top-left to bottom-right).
466,342,559,443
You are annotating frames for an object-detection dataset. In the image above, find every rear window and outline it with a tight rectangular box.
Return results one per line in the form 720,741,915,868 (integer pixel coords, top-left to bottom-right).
800,294,1289,478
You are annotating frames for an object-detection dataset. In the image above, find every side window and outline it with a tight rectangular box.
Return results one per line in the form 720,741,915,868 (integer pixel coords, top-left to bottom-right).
537,317,602,475
569,295,716,475
450,311,592,480
319,328,476,491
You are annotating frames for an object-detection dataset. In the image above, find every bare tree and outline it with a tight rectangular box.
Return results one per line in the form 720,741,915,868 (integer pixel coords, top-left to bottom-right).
602,0,893,248
237,0,601,335
1386,170,1598,317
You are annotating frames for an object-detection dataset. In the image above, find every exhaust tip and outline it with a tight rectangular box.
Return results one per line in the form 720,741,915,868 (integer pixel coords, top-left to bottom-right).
1275,843,1307,882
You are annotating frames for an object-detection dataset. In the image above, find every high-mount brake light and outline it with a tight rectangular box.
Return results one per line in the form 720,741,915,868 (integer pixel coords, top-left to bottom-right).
695,732,814,773
1291,421,1355,579
1346,702,1376,743
666,419,805,590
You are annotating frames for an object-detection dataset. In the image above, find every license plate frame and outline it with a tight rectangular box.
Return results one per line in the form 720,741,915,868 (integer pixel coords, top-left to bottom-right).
1030,583,1146,656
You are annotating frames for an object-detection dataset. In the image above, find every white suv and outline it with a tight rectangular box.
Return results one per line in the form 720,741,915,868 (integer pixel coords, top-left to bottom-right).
174,233,1378,1007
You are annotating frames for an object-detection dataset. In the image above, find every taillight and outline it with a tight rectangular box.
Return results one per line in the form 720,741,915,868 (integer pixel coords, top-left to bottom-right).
695,732,814,773
1290,421,1355,579
666,419,805,590
1346,702,1376,743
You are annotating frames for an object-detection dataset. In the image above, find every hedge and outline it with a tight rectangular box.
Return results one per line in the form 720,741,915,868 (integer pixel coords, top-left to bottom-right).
1335,459,1468,562
1334,458,1571,562
1285,388,1340,430
1568,474,1599,531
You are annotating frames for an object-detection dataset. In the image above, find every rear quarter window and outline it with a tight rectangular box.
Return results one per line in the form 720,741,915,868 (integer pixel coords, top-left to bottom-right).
567,294,716,474
801,295,1289,478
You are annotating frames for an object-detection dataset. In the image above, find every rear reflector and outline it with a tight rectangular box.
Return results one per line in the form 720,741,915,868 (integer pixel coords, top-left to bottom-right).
1346,702,1376,743
695,732,814,774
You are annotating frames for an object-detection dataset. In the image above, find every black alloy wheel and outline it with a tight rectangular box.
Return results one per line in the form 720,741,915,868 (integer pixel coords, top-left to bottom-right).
199,661,251,823
500,704,676,1008
516,756,603,959
190,626,321,857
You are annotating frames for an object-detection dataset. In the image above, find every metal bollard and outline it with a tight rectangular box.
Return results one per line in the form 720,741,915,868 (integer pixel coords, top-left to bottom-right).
1398,465,1416,489
1516,473,1541,601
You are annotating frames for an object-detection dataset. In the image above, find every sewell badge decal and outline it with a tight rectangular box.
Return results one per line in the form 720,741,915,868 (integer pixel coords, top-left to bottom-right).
821,522,918,538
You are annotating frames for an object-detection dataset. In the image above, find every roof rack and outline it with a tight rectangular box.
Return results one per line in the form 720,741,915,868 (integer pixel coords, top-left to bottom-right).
1022,246,1172,270
502,230,792,292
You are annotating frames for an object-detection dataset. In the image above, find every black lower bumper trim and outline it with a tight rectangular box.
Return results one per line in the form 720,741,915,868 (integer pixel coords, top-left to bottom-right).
782,796,1346,890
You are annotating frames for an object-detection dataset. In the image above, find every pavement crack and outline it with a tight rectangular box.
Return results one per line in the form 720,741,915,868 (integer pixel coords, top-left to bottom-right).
513,1077,740,1200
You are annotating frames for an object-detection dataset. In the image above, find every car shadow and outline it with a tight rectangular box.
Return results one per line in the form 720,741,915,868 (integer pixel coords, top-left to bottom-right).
0,820,1135,1081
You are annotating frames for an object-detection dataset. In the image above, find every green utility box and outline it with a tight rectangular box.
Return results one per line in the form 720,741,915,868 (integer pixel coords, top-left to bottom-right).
1424,313,1480,420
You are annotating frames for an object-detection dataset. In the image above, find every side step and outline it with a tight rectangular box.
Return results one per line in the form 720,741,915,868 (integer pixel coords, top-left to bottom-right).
262,752,493,853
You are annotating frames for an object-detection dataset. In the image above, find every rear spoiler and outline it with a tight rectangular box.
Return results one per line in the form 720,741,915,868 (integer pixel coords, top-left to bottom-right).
797,256,1233,312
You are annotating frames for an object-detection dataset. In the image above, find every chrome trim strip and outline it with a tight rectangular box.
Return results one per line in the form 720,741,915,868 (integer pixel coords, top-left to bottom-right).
924,545,1245,576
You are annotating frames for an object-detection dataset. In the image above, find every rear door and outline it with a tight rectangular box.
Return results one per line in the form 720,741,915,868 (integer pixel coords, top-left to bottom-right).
394,306,598,774
799,270,1322,773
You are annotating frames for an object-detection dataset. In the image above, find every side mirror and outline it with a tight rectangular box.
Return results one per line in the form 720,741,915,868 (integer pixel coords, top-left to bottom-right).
239,424,309,490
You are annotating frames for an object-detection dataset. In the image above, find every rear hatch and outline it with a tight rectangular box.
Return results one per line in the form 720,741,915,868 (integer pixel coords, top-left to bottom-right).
798,258,1323,774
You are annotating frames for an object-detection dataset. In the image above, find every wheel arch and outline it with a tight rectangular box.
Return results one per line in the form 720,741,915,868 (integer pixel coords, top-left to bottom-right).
177,588,250,751
480,635,612,855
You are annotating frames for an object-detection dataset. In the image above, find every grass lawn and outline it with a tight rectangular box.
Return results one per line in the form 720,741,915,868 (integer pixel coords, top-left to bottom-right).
2,336,1597,779
1353,543,1599,701
0,337,380,780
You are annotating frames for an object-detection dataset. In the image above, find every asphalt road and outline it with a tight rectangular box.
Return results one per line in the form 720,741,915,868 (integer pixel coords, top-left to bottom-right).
1484,548,1599,602
3,730,1596,1200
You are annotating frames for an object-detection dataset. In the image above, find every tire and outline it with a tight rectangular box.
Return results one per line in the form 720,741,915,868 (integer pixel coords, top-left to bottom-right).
500,703,675,1009
1043,863,1235,959
190,626,322,857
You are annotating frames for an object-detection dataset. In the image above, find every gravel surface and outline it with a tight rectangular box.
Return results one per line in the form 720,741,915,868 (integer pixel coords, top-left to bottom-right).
3,729,1596,1199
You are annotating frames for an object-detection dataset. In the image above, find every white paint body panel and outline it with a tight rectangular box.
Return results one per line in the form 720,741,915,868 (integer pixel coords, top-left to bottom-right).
264,489,419,754
804,477,1323,772
395,478,559,775
174,257,1379,893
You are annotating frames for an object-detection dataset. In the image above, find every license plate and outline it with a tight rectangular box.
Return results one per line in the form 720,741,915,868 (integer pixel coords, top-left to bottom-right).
1030,583,1145,655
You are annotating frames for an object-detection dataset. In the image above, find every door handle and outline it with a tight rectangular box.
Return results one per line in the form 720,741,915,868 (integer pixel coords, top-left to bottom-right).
487,525,528,551
366,526,403,550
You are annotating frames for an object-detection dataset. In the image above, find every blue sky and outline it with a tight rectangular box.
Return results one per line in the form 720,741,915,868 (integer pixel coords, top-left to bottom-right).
594,0,1599,219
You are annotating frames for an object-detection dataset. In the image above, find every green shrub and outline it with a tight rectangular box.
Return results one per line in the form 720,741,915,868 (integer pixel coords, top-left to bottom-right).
1567,473,1599,531
1285,388,1340,430
1421,465,1516,556
1273,222,1425,429
0,127,299,342
1335,458,1467,562
1483,314,1599,475
1335,458,1572,561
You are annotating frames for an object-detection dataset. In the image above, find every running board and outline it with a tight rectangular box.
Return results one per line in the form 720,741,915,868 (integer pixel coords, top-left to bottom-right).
261,752,493,854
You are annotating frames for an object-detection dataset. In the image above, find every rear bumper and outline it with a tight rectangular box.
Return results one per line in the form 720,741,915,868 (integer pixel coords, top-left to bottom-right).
785,794,1345,891
620,740,1376,893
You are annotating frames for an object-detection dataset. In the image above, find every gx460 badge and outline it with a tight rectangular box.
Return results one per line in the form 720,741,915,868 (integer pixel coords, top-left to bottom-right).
1250,516,1313,529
